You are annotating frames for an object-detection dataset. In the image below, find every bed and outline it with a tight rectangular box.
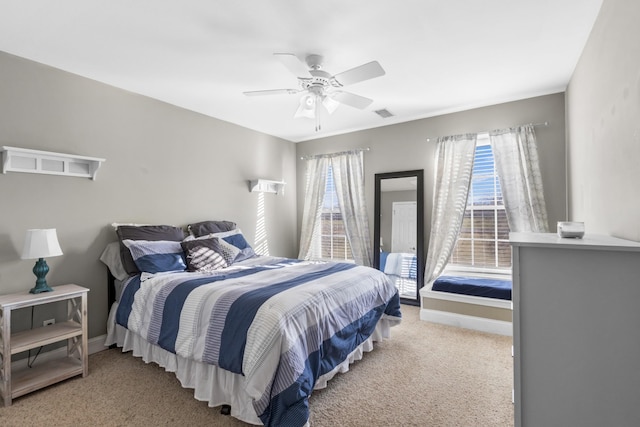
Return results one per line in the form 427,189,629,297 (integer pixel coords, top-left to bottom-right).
101,221,401,427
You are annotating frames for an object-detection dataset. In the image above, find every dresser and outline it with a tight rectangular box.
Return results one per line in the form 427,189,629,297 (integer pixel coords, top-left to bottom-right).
510,233,640,427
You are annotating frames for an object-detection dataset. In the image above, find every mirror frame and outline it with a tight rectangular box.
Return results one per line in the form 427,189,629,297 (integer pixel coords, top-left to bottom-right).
373,169,424,306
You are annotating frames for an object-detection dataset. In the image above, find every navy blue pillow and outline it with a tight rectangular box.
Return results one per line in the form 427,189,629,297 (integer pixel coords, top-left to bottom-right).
122,240,186,274
116,225,185,275
223,233,250,250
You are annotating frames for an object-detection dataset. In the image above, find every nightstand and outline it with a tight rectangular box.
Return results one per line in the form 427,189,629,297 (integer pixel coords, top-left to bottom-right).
0,284,88,406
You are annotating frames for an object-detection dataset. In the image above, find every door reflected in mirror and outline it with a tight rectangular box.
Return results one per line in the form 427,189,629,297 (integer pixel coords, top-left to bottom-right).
374,170,424,305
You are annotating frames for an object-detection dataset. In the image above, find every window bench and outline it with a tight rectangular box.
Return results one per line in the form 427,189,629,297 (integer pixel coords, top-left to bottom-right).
419,274,512,336
432,275,512,300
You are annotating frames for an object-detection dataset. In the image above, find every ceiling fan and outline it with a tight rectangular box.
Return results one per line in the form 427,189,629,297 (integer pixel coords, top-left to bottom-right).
243,53,385,130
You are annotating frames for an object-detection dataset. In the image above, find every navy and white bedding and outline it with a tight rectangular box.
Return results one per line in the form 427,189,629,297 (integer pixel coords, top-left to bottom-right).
432,275,512,300
114,256,401,426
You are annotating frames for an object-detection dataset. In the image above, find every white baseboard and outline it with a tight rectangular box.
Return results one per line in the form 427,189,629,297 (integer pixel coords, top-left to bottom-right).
89,334,109,354
420,308,512,336
11,334,109,371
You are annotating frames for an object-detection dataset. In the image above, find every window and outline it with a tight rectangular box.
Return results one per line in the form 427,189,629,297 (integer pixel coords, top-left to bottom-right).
311,165,354,261
449,134,511,272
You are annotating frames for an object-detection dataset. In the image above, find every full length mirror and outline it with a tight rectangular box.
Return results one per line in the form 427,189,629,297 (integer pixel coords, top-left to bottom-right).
374,170,424,305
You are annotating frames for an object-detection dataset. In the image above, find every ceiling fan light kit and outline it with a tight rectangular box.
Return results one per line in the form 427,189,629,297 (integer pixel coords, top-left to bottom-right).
322,95,340,114
294,94,316,119
244,53,385,131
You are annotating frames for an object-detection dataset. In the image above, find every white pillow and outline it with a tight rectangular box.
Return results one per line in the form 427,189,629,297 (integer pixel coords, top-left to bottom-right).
183,228,242,241
99,242,129,281
210,228,243,238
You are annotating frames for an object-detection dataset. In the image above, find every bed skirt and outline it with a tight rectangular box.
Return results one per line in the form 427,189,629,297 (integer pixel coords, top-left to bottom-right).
105,302,394,425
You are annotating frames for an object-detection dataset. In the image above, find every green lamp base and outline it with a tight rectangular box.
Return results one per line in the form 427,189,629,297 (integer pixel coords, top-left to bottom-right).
30,258,54,294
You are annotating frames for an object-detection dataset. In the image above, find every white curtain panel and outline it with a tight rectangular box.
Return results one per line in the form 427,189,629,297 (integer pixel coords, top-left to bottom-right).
424,134,477,284
490,125,549,233
331,151,373,267
298,156,328,260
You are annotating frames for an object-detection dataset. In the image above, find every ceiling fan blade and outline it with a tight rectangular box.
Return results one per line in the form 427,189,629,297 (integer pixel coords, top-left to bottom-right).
274,53,312,78
333,61,385,87
243,88,300,96
330,91,374,110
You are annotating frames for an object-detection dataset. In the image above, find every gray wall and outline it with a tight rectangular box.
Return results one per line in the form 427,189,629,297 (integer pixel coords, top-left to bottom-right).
0,51,297,340
0,30,586,341
566,0,640,242
296,93,568,269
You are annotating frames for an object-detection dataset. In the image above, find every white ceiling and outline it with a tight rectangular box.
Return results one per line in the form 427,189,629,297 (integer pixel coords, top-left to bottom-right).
0,0,603,143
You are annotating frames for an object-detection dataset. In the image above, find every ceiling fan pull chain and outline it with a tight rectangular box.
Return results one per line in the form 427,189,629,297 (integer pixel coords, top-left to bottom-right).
315,95,321,131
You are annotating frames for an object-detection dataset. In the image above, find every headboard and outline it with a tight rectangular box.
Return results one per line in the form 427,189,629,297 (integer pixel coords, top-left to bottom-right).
107,268,116,312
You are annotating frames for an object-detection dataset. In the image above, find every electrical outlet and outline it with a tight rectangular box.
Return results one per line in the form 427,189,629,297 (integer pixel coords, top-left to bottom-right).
43,319,55,327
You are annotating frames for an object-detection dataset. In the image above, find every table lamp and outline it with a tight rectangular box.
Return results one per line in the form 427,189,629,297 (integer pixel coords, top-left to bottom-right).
21,228,63,294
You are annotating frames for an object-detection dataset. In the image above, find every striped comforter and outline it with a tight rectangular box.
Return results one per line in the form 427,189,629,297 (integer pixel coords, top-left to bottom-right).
116,256,401,426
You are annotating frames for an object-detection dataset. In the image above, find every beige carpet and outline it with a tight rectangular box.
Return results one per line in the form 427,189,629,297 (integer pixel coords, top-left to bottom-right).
0,306,514,426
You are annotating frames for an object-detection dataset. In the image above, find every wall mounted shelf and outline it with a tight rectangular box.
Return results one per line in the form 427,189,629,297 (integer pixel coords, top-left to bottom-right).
1,146,105,180
249,179,286,195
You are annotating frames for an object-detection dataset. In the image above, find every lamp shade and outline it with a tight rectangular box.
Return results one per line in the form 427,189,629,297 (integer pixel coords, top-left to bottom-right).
21,229,63,259
322,95,340,114
294,94,316,119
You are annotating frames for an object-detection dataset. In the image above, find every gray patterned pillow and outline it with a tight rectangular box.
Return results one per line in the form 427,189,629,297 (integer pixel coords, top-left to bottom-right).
217,238,241,265
180,237,227,272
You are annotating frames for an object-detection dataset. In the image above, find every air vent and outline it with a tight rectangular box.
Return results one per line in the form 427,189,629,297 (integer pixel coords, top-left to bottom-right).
374,108,394,118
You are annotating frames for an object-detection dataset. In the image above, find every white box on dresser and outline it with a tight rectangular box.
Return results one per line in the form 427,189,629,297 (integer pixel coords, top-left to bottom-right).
510,233,640,427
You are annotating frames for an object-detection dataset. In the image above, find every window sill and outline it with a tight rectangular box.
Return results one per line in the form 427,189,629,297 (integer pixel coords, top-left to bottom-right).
443,266,512,281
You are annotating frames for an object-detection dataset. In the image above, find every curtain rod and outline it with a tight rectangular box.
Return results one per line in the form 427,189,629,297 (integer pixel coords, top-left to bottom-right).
299,147,370,160
425,121,549,142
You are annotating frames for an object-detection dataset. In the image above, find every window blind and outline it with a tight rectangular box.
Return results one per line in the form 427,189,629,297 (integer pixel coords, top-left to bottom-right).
450,135,511,270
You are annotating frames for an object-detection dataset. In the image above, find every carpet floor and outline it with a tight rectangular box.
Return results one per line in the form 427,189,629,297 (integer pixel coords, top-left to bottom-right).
0,305,514,426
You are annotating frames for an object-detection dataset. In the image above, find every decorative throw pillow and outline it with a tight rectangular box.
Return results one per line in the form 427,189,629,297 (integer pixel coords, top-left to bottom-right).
217,238,241,265
234,247,257,263
210,228,256,262
180,237,228,272
222,231,251,250
122,239,187,274
116,225,185,275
